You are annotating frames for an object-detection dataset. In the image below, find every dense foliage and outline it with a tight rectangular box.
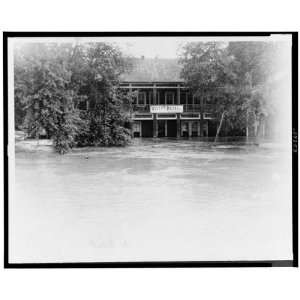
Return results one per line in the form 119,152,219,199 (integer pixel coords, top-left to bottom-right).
179,41,287,140
14,42,134,153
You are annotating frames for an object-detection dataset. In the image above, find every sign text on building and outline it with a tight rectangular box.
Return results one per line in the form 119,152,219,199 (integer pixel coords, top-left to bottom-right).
150,105,183,113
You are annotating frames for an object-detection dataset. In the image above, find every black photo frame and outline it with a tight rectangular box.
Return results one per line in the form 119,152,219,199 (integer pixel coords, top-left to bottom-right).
3,31,298,268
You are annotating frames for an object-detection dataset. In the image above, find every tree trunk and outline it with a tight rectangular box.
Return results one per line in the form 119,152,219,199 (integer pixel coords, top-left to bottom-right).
214,111,226,143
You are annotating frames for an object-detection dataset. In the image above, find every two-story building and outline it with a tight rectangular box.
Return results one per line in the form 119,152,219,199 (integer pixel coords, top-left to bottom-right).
119,57,217,138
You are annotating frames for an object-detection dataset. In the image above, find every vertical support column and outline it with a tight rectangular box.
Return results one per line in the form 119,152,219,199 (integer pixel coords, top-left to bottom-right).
188,121,192,137
177,85,181,138
199,95,204,137
153,84,157,105
139,121,142,137
207,121,209,137
153,113,158,138
197,121,201,137
152,84,157,138
165,120,168,137
177,84,180,105
176,113,181,138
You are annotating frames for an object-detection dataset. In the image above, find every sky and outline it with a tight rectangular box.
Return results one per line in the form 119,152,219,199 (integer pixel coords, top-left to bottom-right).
12,35,290,59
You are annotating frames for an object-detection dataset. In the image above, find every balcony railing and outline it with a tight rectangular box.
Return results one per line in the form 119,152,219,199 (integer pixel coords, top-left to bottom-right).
132,104,204,113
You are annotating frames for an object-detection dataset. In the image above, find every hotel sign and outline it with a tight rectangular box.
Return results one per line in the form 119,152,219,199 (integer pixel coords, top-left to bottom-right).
150,105,183,113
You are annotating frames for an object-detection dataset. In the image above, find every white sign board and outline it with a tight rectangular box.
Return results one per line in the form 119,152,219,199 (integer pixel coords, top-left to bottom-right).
150,105,183,113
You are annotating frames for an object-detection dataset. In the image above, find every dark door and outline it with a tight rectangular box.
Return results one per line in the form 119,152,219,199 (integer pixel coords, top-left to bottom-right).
158,120,165,137
207,120,217,137
167,120,177,137
141,120,153,137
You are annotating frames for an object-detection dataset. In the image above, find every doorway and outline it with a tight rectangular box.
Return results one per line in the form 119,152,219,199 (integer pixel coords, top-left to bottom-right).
141,120,153,137
167,120,177,137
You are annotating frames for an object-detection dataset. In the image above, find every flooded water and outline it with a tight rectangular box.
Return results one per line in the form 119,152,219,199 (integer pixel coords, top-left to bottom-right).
11,138,293,262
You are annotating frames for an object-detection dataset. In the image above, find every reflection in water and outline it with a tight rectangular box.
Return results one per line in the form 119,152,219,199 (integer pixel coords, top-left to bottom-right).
11,139,293,262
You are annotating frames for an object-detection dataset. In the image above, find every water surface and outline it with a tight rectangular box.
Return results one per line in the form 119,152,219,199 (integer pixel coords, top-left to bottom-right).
11,139,293,262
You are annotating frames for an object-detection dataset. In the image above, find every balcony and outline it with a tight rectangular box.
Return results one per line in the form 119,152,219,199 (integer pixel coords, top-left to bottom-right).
132,104,203,113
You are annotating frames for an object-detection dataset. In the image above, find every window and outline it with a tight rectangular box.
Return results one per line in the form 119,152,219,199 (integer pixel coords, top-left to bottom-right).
165,92,174,104
137,91,146,106
148,91,153,105
180,92,187,105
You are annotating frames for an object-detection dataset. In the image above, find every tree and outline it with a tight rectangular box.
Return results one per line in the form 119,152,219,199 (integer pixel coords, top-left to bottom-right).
14,42,134,153
226,41,285,139
70,43,134,146
179,41,283,142
14,43,83,153
179,42,237,141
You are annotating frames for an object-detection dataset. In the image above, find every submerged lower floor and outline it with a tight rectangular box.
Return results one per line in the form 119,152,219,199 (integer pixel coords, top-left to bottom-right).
131,111,272,138
132,119,217,138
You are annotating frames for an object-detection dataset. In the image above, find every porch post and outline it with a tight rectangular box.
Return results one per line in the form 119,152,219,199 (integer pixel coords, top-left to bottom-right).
207,120,209,137
176,113,181,138
153,84,158,138
199,94,204,137
188,121,192,137
165,120,168,137
153,113,158,138
153,84,157,105
197,121,201,137
177,84,180,104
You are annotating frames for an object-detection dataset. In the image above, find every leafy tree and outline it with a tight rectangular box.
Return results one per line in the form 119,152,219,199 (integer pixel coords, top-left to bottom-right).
179,41,284,141
179,42,237,141
14,43,83,153
14,42,134,153
72,43,133,146
226,42,273,136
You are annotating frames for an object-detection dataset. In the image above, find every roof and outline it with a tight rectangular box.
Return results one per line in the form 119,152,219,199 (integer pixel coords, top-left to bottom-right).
121,57,183,82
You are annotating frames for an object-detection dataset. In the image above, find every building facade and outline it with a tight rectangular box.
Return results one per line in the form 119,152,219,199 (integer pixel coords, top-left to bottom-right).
119,58,217,138
119,81,217,138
